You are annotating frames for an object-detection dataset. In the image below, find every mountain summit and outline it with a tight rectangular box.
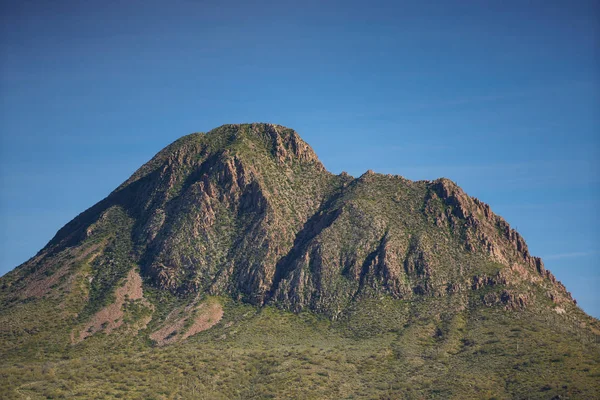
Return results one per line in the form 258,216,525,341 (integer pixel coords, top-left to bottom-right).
5,123,574,314
1,123,598,399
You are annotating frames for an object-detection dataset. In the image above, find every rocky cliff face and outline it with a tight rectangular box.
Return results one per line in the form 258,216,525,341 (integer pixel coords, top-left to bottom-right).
1,123,578,321
3,123,599,400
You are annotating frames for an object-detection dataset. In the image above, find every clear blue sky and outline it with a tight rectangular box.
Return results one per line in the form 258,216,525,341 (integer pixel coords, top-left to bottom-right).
1,0,598,317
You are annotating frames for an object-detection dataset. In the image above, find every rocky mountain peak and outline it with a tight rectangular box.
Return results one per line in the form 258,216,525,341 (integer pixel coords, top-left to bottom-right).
2,123,598,400
3,124,580,321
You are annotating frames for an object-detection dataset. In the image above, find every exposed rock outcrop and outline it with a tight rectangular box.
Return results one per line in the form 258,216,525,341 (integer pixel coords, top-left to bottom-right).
149,299,223,346
73,268,153,343
7,123,577,322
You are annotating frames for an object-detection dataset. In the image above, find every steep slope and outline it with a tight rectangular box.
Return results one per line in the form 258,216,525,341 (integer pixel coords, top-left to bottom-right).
2,123,577,318
1,123,598,399
0,122,589,323
2,124,336,311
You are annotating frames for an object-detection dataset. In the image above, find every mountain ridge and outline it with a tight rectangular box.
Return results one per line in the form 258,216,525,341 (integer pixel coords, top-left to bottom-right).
1,123,579,319
1,123,599,399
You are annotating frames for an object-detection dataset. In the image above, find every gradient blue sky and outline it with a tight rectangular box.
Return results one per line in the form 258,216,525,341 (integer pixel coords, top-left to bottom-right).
1,0,599,317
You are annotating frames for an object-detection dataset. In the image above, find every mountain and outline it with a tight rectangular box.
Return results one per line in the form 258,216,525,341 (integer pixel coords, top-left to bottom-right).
1,123,599,399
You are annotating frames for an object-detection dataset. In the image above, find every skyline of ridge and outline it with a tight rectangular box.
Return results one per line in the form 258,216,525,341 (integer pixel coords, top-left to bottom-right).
1,0,598,317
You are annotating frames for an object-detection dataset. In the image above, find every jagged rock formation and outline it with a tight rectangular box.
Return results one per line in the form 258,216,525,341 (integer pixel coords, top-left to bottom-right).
2,123,577,321
2,123,600,399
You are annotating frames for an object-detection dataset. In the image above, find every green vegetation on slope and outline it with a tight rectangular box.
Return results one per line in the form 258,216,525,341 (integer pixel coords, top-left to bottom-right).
1,296,599,399
1,123,598,399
